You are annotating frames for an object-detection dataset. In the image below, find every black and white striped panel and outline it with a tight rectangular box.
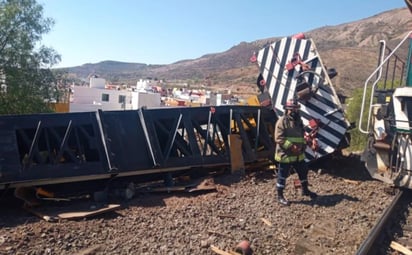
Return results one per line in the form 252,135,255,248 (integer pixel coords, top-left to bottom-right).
257,37,349,161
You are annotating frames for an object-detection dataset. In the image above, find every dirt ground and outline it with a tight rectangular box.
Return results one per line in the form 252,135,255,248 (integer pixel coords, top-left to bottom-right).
0,153,395,255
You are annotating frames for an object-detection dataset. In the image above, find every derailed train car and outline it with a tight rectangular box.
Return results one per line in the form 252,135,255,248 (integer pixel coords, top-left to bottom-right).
0,106,275,194
355,2,412,189
0,34,354,200
358,30,412,189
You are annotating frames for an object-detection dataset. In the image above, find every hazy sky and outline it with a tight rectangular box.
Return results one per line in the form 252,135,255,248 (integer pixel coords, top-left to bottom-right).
39,0,407,68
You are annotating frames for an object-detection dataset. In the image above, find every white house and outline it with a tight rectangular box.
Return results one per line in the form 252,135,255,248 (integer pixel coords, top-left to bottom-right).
69,77,161,112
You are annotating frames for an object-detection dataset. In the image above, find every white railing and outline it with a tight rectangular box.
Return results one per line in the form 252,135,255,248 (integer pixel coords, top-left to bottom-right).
358,31,412,134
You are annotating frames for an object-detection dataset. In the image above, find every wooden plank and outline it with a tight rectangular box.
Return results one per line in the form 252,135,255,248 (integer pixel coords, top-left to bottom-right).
210,245,242,255
342,178,360,185
24,203,121,221
398,238,412,249
228,134,244,174
58,204,121,219
390,241,412,255
260,217,273,226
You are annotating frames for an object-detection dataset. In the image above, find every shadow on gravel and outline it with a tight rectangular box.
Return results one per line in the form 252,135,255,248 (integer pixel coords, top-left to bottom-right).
290,193,360,207
126,193,167,208
309,152,374,182
0,207,38,228
0,152,372,227
0,196,125,228
248,169,277,183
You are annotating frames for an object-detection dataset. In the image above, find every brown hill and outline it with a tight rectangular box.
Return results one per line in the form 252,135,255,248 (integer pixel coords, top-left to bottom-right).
62,7,412,97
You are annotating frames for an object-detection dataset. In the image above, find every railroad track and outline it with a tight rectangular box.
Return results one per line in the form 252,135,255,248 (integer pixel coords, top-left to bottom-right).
356,189,412,255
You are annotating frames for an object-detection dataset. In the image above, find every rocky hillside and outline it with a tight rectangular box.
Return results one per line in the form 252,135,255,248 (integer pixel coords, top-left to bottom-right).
61,7,412,97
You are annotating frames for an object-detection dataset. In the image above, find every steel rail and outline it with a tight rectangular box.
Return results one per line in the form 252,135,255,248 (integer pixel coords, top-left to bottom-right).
356,189,404,255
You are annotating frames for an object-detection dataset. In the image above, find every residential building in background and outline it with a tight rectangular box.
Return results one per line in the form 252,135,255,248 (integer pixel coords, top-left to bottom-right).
69,76,161,112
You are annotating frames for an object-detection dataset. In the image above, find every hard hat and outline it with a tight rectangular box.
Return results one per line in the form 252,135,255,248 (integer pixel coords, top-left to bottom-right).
284,99,300,110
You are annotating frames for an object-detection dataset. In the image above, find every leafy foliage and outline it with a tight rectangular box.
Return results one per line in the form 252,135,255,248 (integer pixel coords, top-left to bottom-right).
345,79,403,151
345,87,370,151
0,0,61,115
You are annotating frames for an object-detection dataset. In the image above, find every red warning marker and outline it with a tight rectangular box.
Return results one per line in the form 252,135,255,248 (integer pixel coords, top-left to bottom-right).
250,52,257,63
292,32,305,39
260,79,266,86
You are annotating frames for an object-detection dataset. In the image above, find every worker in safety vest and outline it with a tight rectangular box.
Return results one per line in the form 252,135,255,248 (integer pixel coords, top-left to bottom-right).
274,99,317,206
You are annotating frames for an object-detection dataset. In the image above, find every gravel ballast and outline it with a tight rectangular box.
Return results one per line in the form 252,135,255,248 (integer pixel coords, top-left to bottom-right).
0,154,394,255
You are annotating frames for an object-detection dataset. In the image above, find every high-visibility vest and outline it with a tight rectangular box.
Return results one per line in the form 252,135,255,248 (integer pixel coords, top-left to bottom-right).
274,115,306,163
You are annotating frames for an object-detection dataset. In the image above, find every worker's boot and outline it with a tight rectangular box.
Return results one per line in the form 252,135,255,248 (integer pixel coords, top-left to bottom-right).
277,188,290,206
301,182,317,199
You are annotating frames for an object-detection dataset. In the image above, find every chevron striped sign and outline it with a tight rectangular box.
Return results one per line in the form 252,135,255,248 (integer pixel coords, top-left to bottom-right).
255,36,351,161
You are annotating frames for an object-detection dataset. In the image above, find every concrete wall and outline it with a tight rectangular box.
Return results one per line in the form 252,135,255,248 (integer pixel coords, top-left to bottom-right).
70,85,161,112
132,92,161,109
89,77,106,89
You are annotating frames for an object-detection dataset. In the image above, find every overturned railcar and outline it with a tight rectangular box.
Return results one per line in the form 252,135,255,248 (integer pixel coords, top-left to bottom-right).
0,106,276,192
0,34,354,197
359,31,412,189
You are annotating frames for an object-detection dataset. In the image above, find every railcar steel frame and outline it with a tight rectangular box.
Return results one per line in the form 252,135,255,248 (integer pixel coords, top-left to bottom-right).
0,105,276,190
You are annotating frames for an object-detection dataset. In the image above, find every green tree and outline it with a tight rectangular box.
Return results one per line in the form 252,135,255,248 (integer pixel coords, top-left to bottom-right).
0,0,61,115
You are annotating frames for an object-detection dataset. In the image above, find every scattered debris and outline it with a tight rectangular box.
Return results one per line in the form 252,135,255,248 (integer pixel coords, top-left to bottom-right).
142,177,217,193
260,218,272,227
293,179,302,189
390,241,412,255
210,244,241,255
57,204,120,219
188,177,217,192
209,240,253,255
24,203,121,221
23,205,59,222
235,240,253,255
342,178,361,185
